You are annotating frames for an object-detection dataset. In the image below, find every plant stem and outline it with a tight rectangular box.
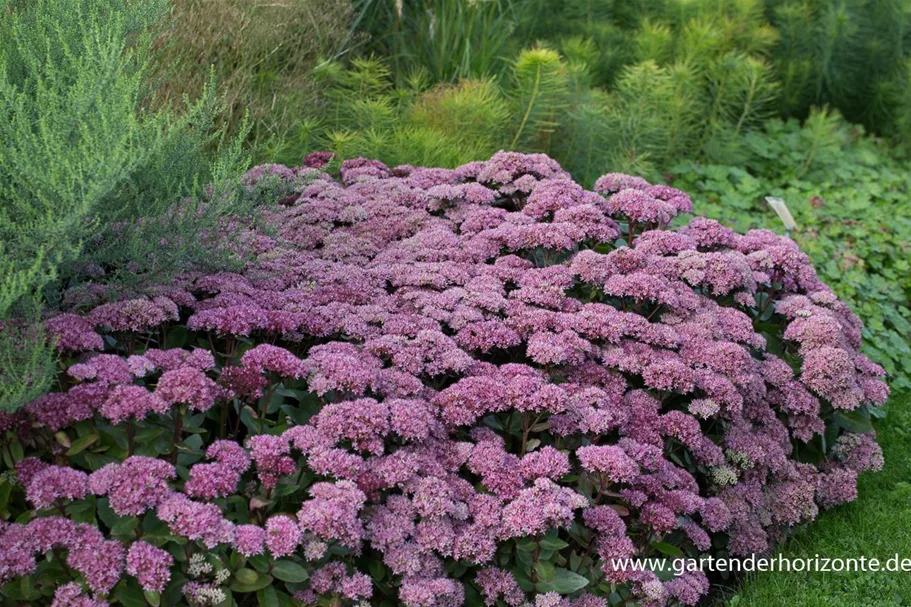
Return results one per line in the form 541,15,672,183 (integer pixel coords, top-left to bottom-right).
511,61,542,148
170,407,184,464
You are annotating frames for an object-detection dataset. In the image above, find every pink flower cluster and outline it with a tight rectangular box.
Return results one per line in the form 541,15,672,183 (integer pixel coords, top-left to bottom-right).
2,152,888,606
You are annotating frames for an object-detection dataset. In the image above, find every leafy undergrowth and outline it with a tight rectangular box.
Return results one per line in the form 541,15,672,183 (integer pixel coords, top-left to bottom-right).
726,392,911,606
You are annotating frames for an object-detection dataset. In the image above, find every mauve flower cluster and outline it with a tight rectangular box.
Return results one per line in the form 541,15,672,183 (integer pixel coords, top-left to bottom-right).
0,152,887,606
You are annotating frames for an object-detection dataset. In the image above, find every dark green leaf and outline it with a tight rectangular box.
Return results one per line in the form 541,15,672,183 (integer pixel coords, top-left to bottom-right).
272,559,308,583
652,541,683,557
257,586,278,607
833,410,873,434
235,568,259,585
535,568,589,594
66,433,99,456
230,574,273,593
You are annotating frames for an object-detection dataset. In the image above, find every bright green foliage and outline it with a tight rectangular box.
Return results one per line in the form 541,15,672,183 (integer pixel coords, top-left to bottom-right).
726,392,911,606
0,308,58,414
311,45,777,182
768,0,911,137
312,50,572,167
0,0,166,314
509,47,571,150
670,109,911,389
315,58,494,167
515,0,911,143
344,1,782,176
0,0,251,409
519,0,781,173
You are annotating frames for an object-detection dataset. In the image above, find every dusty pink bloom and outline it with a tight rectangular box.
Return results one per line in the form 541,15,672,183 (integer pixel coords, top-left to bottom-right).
0,524,38,583
89,297,178,332
27,516,77,552
664,571,709,606
501,479,587,538
184,462,240,500
604,189,676,225
297,481,366,549
126,541,173,592
16,457,50,487
233,524,266,556
50,582,109,607
399,577,464,607
476,568,525,606
156,493,234,548
519,447,571,481
594,173,650,194
100,384,169,424
205,439,252,472
265,515,301,557
26,466,89,509
155,367,224,411
247,434,296,488
577,445,638,483
66,525,125,593
92,457,176,516
241,344,307,377
46,313,104,352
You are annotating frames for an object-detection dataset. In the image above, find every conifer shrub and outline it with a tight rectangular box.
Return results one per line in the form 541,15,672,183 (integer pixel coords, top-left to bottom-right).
0,0,253,409
0,152,888,606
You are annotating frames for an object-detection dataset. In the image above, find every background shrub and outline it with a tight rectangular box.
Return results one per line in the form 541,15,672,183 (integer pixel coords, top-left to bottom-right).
515,0,911,145
351,0,523,83
150,0,356,165
0,0,252,409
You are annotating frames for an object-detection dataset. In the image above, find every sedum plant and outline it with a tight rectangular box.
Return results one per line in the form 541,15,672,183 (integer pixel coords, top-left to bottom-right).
0,152,887,606
669,108,911,389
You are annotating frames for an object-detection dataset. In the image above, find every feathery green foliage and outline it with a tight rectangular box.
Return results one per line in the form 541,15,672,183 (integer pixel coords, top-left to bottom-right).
0,0,251,409
509,46,570,150
768,0,911,137
512,0,911,143
310,47,581,168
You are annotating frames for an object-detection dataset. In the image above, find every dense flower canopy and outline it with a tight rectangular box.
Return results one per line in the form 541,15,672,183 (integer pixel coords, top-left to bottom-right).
0,152,887,607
